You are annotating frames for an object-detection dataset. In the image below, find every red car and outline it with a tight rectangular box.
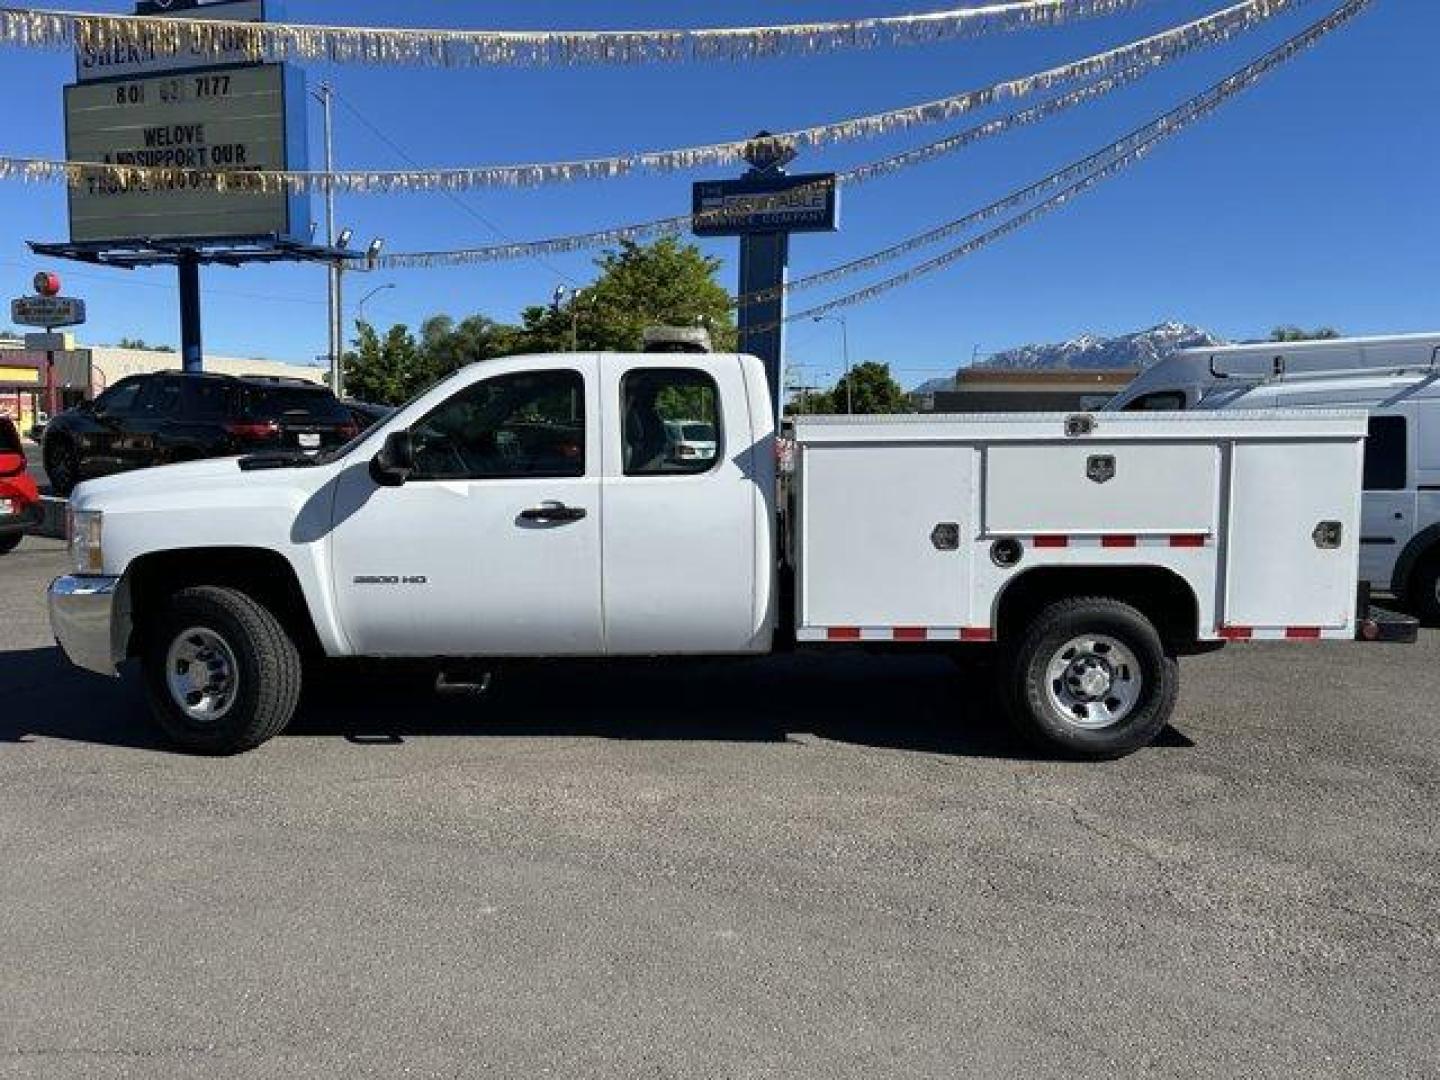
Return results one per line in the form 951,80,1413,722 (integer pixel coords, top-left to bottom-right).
0,417,41,556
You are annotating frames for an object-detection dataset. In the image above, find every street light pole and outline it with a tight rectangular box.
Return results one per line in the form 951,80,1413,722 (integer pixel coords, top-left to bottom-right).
814,313,853,414
552,285,584,352
313,82,344,397
356,283,396,327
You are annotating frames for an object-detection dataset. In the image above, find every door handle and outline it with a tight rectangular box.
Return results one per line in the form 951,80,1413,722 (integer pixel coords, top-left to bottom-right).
520,501,587,524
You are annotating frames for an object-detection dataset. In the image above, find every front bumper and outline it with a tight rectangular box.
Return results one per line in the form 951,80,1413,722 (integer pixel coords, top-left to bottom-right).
49,575,125,677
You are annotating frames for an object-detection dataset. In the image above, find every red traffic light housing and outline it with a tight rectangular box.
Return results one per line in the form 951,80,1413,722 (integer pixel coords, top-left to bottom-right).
33,271,61,297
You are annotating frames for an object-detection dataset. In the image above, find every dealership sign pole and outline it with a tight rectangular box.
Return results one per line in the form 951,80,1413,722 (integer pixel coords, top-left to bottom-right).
693,135,839,420
27,0,345,377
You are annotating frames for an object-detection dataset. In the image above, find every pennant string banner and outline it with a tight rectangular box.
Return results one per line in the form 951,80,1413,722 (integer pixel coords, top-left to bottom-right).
0,1,1163,68
0,0,1313,194
761,0,1373,329
381,59,1161,268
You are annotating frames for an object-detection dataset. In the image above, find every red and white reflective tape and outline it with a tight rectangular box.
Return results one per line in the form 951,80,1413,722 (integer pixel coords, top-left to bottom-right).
1028,533,1210,550
798,626,994,644
1218,625,1349,642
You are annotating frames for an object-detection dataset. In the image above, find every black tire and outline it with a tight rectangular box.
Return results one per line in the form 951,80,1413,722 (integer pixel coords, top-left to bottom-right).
0,532,21,556
1406,553,1440,626
44,437,79,497
142,586,303,755
1001,597,1178,760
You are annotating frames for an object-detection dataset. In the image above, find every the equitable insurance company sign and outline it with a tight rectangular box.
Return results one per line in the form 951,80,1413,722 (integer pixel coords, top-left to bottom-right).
76,0,267,82
64,63,308,244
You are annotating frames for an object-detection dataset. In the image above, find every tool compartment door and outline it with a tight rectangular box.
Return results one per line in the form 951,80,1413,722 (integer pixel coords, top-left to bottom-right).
1223,440,1363,630
799,443,976,629
984,442,1220,537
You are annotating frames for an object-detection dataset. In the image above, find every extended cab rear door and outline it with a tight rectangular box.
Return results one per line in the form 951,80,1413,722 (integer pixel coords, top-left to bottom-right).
599,356,765,654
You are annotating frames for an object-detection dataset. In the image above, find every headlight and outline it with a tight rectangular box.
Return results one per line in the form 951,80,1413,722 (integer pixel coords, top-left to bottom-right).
68,508,104,575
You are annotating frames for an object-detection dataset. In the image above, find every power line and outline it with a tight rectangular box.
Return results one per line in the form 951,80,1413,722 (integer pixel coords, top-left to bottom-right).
329,88,580,287
0,0,1315,194
782,0,1374,328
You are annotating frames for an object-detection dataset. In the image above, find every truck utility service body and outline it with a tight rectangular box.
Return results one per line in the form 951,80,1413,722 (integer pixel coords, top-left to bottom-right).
48,353,1407,758
1107,332,1440,621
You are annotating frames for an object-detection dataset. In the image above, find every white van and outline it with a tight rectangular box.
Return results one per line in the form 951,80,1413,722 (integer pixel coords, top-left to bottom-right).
1116,335,1440,619
1108,332,1440,412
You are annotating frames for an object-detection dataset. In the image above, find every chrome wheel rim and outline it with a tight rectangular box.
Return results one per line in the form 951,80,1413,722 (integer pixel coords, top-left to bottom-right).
165,627,240,723
1044,634,1143,730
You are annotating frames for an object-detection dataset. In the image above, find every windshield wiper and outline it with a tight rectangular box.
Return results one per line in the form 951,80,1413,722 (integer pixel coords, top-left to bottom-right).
238,451,323,472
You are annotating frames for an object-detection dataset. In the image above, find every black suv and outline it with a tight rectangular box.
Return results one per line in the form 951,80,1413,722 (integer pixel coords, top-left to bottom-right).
43,372,359,497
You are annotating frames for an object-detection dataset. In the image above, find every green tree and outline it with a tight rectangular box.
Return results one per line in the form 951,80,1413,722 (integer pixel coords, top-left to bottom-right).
517,237,737,354
815,362,912,415
420,314,523,380
343,322,430,405
1270,326,1342,342
116,337,175,352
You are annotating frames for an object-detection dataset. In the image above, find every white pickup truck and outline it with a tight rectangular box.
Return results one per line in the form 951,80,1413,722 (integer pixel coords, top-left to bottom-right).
48,352,1414,758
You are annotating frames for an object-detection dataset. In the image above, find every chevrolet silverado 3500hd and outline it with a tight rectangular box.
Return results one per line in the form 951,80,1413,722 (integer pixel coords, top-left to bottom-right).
48,352,1413,757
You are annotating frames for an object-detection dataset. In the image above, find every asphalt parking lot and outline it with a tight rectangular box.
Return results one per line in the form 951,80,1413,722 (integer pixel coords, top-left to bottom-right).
1,536,1436,1079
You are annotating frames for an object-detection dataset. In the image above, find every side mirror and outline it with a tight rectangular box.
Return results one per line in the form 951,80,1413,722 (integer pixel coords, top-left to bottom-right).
369,429,416,487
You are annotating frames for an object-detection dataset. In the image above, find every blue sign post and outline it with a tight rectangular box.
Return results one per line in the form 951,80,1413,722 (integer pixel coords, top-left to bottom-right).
694,136,839,419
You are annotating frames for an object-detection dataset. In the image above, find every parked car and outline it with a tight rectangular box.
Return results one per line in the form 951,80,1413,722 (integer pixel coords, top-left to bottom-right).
664,419,718,465
0,417,40,555
345,400,395,431
47,352,1412,758
42,372,360,497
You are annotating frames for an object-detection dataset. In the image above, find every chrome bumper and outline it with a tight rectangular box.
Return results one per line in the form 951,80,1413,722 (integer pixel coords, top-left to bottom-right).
48,575,125,677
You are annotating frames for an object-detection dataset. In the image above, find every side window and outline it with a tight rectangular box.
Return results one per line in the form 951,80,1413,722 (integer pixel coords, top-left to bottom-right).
135,377,181,418
94,379,143,417
622,368,722,476
410,369,585,481
182,379,235,421
1364,416,1408,491
1125,391,1187,412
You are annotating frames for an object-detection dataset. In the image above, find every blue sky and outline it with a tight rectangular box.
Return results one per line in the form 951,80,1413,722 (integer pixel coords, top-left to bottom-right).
0,0,1433,389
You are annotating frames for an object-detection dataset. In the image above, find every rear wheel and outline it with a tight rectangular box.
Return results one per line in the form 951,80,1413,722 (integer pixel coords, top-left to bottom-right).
44,438,79,497
1002,597,1178,760
142,586,302,755
1407,553,1440,625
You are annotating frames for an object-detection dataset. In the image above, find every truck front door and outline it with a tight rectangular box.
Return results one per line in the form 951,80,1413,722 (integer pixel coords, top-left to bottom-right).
328,361,604,657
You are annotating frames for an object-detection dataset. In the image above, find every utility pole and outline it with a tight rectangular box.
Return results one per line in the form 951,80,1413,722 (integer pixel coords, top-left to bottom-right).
314,82,344,398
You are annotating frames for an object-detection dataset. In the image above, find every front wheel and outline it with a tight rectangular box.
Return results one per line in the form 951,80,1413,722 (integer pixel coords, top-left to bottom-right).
44,438,80,497
1002,597,1178,760
142,586,303,755
1406,554,1440,626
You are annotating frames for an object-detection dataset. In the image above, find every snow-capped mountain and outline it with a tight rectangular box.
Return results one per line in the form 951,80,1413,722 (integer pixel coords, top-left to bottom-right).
979,321,1223,371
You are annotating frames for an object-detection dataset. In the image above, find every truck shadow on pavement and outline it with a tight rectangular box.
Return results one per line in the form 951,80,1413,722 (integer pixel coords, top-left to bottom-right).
0,646,1194,760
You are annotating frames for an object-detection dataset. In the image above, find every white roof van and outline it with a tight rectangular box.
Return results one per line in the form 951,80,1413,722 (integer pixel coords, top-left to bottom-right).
1108,332,1440,413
